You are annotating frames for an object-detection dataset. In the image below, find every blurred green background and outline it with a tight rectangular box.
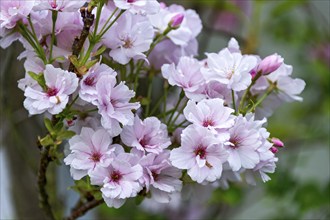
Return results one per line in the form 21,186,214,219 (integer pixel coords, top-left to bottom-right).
0,0,329,219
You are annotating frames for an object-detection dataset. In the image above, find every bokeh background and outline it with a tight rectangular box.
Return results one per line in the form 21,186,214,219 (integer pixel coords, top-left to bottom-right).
1,0,329,219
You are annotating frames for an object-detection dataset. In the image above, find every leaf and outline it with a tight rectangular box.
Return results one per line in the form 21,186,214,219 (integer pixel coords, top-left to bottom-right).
57,130,76,141
28,71,47,90
39,135,54,147
44,118,53,133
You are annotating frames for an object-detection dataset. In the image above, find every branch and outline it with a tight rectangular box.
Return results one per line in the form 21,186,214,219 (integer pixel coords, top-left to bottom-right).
37,145,55,220
68,5,95,73
64,199,104,220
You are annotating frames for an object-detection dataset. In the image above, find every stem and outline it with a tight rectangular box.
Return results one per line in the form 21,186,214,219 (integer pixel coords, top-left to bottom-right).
145,72,154,117
133,27,173,91
247,84,275,113
239,72,261,112
231,89,237,114
64,199,104,220
37,146,55,220
167,90,185,125
49,10,58,62
97,8,118,37
92,1,104,39
97,9,125,39
170,119,189,132
169,98,188,128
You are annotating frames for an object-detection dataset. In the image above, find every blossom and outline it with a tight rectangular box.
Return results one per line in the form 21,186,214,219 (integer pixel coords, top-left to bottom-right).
94,74,140,136
79,63,117,103
113,0,160,15
0,0,35,30
137,150,182,203
183,99,235,133
148,38,198,70
202,48,257,91
33,0,86,12
18,56,45,91
161,56,205,100
102,12,154,64
23,64,78,115
148,4,202,46
90,151,143,208
224,115,261,171
121,116,171,154
64,127,115,180
170,125,228,183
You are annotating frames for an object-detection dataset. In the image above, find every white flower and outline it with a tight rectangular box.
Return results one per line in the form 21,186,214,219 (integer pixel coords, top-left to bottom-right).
202,48,257,91
23,64,78,115
102,12,154,64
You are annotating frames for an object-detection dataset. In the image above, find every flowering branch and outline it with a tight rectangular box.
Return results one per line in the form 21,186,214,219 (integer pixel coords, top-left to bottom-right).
68,5,95,73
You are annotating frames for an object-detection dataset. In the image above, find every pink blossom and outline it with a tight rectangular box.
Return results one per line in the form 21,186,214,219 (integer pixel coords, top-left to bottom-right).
0,0,35,30
94,74,140,136
121,116,171,154
170,125,228,183
18,56,45,91
161,56,205,100
64,127,115,180
148,4,202,46
183,98,235,133
33,0,86,12
102,12,154,64
79,63,117,103
148,38,198,70
202,48,257,91
224,115,261,171
23,64,78,115
137,150,182,203
271,137,284,148
114,0,160,15
90,151,143,208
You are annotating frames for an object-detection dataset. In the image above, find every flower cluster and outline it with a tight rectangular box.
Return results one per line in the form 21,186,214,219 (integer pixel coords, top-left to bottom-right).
1,0,305,211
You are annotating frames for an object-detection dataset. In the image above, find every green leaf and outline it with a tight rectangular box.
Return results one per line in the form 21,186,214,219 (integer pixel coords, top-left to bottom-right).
39,135,54,147
28,71,47,90
57,130,76,141
44,118,54,133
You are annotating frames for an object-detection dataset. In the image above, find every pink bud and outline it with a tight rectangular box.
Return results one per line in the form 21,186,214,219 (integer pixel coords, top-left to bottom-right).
170,13,184,28
271,137,284,148
270,146,278,154
256,53,284,75
160,2,167,9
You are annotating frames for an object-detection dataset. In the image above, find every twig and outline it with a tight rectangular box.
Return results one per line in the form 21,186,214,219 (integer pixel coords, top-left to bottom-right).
64,199,104,220
68,5,95,73
37,145,55,220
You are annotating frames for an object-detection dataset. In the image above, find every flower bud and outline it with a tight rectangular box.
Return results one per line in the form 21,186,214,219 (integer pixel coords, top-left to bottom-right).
271,137,284,148
270,146,279,154
169,13,184,29
257,53,284,75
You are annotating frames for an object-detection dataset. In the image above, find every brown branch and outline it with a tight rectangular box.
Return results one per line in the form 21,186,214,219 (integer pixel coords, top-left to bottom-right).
37,145,55,220
68,5,95,73
64,199,104,220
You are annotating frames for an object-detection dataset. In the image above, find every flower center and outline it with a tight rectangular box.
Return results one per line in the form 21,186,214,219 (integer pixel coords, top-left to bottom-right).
49,0,57,9
202,118,214,127
127,0,136,3
194,146,206,159
110,171,122,183
46,87,58,97
90,151,101,162
122,38,134,49
139,136,150,148
151,170,159,181
84,76,95,86
229,138,240,149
